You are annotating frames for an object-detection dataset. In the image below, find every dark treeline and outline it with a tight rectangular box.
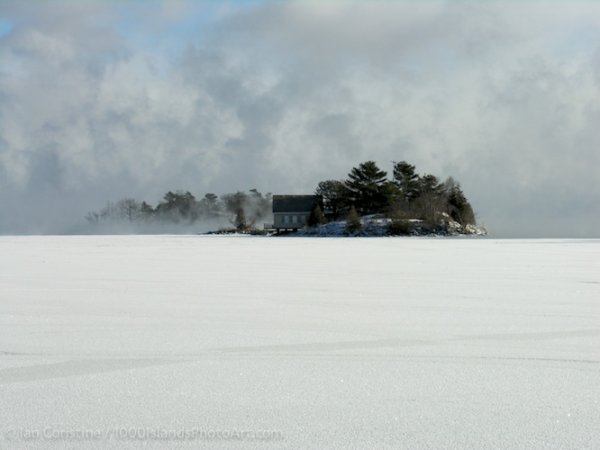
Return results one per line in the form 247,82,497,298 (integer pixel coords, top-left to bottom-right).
86,189,272,231
316,160,476,230
86,160,476,234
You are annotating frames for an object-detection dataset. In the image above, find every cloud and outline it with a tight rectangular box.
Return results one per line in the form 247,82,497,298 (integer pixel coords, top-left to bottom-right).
0,0,598,236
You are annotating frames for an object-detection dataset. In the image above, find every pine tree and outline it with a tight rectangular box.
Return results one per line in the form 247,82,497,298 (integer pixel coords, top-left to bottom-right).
155,191,198,223
392,161,420,202
418,174,444,196
315,180,348,219
344,161,388,215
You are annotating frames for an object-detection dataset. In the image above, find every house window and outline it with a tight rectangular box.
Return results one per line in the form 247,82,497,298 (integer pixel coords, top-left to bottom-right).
284,215,290,224
292,215,298,224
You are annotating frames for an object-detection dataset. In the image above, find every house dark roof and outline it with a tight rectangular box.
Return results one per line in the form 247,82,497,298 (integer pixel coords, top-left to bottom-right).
272,195,321,213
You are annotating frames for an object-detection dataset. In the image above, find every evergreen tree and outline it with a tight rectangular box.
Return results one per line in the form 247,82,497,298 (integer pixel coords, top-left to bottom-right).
418,174,444,196
381,180,402,212
413,175,445,225
308,205,326,227
201,193,220,218
315,180,348,219
344,161,388,214
393,161,420,202
345,206,362,234
222,191,248,217
156,191,198,222
444,178,476,225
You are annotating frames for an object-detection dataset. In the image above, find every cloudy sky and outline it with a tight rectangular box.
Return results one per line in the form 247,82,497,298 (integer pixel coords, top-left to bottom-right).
0,0,599,236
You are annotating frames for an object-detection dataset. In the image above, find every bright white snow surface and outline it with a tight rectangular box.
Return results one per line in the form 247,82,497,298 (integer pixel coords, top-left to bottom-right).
0,236,599,449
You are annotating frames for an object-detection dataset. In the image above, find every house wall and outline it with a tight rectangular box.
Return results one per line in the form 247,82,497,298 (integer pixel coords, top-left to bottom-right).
274,212,310,229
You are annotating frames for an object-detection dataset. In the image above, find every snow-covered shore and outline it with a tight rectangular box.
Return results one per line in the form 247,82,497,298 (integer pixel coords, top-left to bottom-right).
292,215,487,237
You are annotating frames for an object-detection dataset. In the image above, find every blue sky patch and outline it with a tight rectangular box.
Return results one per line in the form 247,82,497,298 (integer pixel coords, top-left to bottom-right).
0,18,14,38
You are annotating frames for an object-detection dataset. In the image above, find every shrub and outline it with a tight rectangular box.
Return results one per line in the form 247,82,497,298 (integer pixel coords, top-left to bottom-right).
345,206,362,234
387,218,412,236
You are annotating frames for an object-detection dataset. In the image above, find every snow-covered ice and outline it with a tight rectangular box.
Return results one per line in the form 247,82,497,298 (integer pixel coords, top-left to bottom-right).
0,236,599,448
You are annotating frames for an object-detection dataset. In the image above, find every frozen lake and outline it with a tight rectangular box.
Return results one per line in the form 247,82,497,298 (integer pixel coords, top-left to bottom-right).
0,236,599,448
